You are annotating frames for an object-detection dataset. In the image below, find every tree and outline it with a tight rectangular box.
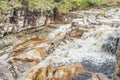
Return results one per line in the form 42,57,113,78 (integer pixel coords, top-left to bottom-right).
0,0,115,25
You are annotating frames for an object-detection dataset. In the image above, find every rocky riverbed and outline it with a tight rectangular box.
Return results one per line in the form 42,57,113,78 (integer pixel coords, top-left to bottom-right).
0,7,120,80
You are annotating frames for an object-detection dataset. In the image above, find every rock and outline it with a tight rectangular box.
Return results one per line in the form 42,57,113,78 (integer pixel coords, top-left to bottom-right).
90,73,110,80
11,38,46,55
28,62,87,80
69,29,84,38
70,22,88,38
107,0,117,6
0,7,120,80
72,72,92,80
101,37,119,54
47,24,59,29
53,65,69,80
27,69,38,79
71,71,110,80
95,11,106,17
47,64,55,79
114,41,120,80
14,47,47,60
35,67,47,80
71,21,82,27
7,38,49,69
35,47,47,58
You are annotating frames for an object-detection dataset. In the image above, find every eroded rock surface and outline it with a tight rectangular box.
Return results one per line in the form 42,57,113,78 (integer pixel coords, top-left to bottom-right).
0,7,120,80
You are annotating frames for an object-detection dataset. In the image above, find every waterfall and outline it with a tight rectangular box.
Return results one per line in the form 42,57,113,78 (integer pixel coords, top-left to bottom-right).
42,25,118,65
25,24,119,79
0,7,120,80
18,7,120,79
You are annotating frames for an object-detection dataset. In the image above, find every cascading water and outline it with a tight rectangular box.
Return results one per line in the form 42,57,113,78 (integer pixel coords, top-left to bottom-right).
0,7,120,80
27,24,119,79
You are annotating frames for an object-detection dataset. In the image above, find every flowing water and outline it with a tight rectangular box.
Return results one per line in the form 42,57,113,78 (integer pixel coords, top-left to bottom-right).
19,8,120,80
0,7,120,80
19,24,118,80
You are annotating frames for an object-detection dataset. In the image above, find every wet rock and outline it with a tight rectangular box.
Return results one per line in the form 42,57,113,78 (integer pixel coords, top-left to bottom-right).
101,37,119,54
95,11,106,17
0,7,120,80
0,69,8,80
71,72,110,80
70,22,88,38
0,66,13,80
69,29,85,38
47,24,59,29
71,72,92,80
114,41,120,80
28,62,87,80
5,38,49,71
90,73,110,80
35,67,47,80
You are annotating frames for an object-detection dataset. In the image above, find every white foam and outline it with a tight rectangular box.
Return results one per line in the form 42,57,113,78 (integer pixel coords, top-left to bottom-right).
4,7,120,80
32,25,118,69
48,24,71,39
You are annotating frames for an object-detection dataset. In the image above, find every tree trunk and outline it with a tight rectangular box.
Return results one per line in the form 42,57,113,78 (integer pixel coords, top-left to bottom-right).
23,7,27,27
22,0,29,27
53,7,59,21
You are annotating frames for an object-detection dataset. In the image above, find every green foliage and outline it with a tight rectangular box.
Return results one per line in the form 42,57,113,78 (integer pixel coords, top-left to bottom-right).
0,0,11,11
0,0,7,21
95,10,106,17
70,0,82,9
54,0,108,13
91,0,107,6
0,0,118,15
54,0,72,13
117,0,120,4
29,0,54,11
0,0,114,13
9,0,22,9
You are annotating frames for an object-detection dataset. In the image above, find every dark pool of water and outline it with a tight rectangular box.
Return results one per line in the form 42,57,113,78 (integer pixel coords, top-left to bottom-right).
81,59,115,78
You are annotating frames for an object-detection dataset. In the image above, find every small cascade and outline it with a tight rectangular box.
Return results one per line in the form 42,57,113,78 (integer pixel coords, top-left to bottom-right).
101,36,119,54
0,7,120,80
31,25,119,78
